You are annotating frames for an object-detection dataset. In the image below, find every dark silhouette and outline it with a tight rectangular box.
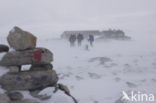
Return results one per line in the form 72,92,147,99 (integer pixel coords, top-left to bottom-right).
88,34,94,46
102,29,125,39
77,33,84,46
69,34,76,47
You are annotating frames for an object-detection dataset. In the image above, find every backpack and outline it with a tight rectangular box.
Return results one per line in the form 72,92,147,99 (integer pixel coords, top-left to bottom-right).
89,35,94,41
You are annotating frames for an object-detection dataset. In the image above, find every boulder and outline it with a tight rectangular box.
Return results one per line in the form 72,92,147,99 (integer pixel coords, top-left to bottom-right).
7,92,23,101
0,70,58,91
0,93,11,103
0,48,53,66
7,26,37,51
0,44,9,53
10,99,40,103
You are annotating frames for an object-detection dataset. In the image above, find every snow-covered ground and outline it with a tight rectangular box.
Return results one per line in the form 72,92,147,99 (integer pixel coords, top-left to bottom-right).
0,0,156,102
0,34,156,103
37,34,156,103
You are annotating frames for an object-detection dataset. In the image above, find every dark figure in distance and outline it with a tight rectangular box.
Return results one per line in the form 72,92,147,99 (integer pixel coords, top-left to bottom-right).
77,33,84,46
69,34,76,47
88,34,94,46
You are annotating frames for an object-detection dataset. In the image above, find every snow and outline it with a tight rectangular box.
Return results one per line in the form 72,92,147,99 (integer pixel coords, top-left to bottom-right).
38,87,55,96
0,34,156,103
0,0,155,102
36,35,156,103
10,27,15,33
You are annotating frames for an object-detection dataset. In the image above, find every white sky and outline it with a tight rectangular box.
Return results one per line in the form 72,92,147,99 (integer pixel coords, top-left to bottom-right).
0,0,155,37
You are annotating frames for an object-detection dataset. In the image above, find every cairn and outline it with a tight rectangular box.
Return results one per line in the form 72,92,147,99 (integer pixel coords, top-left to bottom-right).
0,27,77,103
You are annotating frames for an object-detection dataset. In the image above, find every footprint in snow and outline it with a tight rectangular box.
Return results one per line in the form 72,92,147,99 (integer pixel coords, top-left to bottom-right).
75,75,84,81
126,82,137,88
58,72,72,79
151,79,156,82
88,72,101,79
152,62,156,66
88,57,112,65
114,77,121,82
93,100,99,103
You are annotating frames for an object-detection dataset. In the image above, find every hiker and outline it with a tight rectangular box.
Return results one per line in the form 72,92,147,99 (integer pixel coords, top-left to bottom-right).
88,34,94,46
77,33,84,46
69,34,76,47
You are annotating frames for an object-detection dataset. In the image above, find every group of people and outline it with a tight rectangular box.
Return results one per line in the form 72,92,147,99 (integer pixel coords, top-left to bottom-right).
69,33,94,47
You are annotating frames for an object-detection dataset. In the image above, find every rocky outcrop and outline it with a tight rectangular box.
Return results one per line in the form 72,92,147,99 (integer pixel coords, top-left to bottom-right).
0,48,53,66
7,26,37,51
0,44,9,53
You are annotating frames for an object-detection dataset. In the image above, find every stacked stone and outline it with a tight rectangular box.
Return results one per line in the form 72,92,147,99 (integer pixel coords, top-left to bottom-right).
0,26,58,92
0,27,78,103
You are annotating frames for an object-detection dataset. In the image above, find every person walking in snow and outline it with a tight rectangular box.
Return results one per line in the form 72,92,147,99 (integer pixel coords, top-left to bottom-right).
69,34,76,47
88,34,94,46
77,33,84,46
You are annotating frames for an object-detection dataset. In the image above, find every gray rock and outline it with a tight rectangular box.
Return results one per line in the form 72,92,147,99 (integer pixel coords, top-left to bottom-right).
8,66,20,73
7,92,23,101
57,83,78,103
7,26,37,51
0,48,53,66
30,64,53,71
58,83,70,94
10,99,40,103
0,70,58,91
0,93,10,103
0,44,9,53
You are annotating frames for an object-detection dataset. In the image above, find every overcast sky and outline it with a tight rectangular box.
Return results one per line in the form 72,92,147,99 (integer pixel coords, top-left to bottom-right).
0,0,156,37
